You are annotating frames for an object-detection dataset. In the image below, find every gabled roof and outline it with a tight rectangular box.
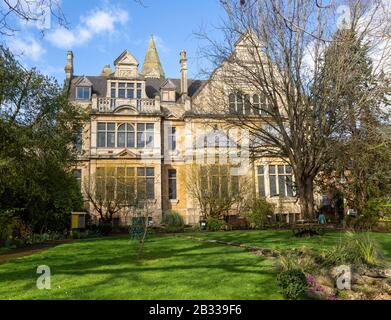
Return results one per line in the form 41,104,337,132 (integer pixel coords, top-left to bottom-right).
74,76,93,87
160,79,177,90
141,35,165,78
114,49,139,66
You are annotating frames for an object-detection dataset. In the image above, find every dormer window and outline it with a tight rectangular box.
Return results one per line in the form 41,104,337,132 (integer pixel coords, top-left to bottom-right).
162,90,176,102
110,81,141,99
160,79,177,102
76,86,91,100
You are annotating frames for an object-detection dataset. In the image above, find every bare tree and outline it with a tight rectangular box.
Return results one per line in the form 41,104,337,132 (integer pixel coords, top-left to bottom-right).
84,168,126,225
84,167,155,223
194,0,390,219
185,164,251,219
0,0,67,36
132,198,155,259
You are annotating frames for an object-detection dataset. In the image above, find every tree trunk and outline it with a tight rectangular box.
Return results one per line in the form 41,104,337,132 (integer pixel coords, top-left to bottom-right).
297,176,315,220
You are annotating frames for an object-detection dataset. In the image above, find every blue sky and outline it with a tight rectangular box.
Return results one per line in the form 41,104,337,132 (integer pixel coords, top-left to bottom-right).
2,0,225,82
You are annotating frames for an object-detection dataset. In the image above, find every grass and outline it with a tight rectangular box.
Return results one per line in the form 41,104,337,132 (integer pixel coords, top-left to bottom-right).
185,230,391,258
1,230,391,300
0,235,281,300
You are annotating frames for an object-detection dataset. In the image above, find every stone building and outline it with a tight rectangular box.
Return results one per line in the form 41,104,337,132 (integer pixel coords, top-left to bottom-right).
67,35,302,226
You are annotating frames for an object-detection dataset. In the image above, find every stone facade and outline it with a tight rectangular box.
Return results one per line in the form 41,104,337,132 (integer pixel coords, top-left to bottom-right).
67,35,303,226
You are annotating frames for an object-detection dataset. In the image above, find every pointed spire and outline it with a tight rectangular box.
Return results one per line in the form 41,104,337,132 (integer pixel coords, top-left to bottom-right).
141,35,165,78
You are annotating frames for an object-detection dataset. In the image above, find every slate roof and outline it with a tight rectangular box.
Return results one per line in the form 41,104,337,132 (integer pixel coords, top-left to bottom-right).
69,76,205,102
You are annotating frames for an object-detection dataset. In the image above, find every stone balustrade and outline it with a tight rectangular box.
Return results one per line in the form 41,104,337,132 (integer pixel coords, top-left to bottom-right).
93,96,160,113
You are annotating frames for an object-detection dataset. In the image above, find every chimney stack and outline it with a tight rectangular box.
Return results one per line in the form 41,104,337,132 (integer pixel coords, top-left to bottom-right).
65,51,74,81
180,50,188,101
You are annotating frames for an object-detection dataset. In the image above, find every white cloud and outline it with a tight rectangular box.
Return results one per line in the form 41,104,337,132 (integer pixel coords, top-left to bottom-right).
7,36,46,61
47,28,79,48
47,7,129,49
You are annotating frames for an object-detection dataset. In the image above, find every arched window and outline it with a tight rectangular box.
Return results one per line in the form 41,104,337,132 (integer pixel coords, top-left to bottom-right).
117,123,135,148
253,94,260,114
236,95,244,114
229,94,236,114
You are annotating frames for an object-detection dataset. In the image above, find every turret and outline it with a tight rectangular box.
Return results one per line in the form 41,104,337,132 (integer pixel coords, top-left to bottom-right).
141,35,165,78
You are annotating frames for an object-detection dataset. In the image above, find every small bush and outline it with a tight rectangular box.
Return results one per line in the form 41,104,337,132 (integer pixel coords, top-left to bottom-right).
161,211,185,233
323,232,384,268
244,199,274,229
98,223,113,236
277,270,308,300
206,217,226,231
292,226,325,237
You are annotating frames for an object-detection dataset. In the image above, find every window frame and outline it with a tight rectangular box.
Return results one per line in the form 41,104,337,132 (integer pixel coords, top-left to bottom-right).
257,165,266,198
117,123,135,148
168,169,177,200
76,86,91,100
168,127,177,151
109,82,141,99
73,169,82,190
97,122,154,149
268,164,294,198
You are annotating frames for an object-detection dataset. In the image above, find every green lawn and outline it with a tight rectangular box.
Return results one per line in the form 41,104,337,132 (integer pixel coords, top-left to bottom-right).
0,235,281,300
1,230,390,300
185,230,391,258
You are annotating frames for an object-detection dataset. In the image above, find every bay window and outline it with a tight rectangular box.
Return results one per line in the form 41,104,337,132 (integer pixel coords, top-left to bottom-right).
97,122,153,149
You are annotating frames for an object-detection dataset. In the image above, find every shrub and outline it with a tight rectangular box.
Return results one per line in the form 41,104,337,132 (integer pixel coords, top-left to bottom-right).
244,199,274,229
71,230,81,239
161,211,185,233
292,226,325,237
345,198,391,231
0,209,23,243
277,249,317,273
277,270,308,300
206,217,226,231
323,232,384,268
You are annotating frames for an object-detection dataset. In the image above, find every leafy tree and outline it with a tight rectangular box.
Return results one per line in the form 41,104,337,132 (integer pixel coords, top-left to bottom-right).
319,29,391,216
0,46,86,235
